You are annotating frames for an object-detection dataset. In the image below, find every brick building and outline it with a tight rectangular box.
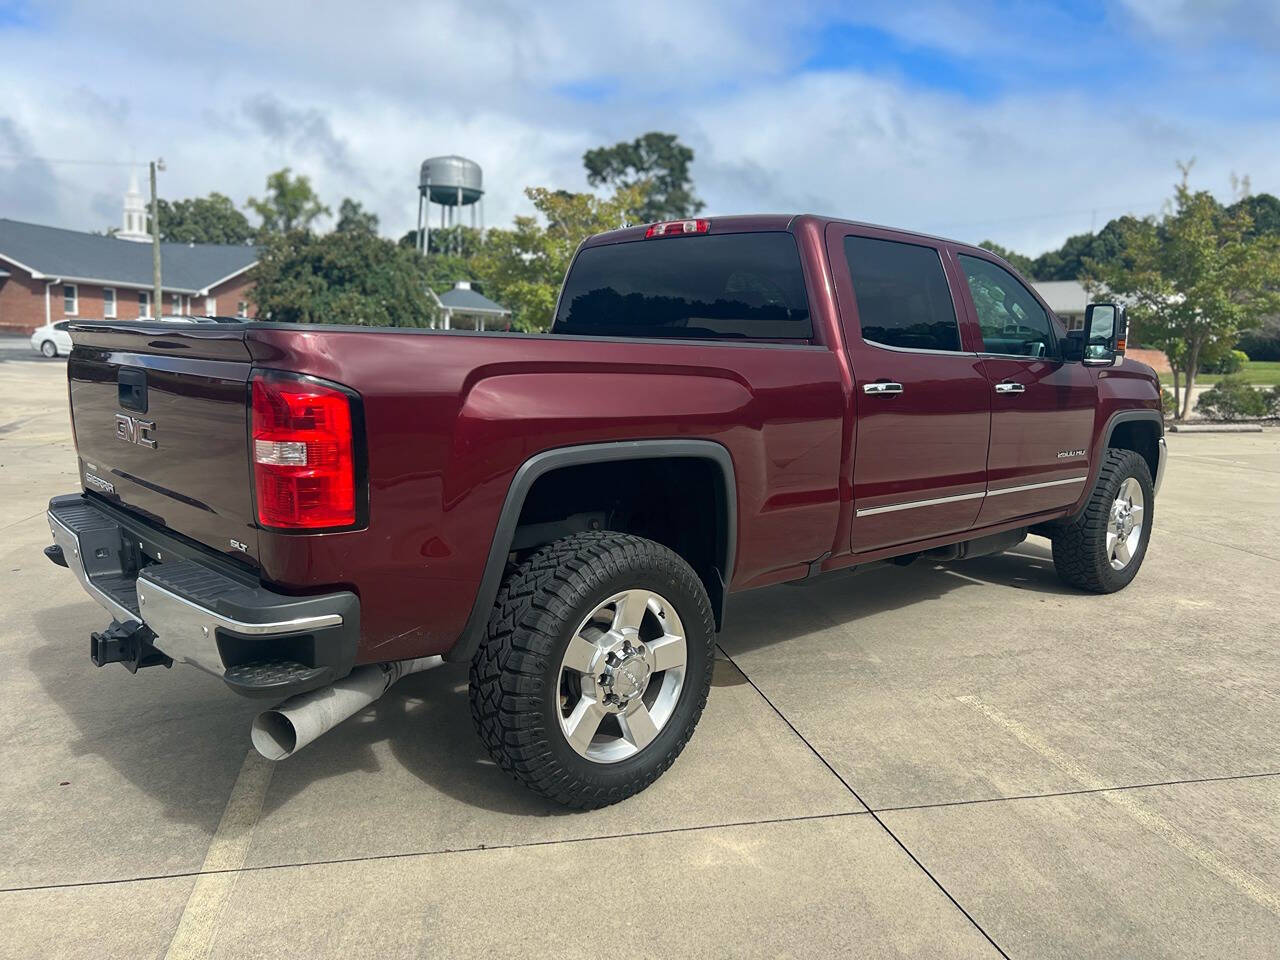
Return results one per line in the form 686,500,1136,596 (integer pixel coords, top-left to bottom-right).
0,199,259,335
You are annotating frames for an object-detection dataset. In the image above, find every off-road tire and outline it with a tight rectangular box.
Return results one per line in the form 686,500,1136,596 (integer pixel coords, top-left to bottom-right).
1051,448,1154,593
469,531,715,809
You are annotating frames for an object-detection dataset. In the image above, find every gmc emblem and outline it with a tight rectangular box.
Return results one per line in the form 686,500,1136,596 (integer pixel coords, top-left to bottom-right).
115,413,157,449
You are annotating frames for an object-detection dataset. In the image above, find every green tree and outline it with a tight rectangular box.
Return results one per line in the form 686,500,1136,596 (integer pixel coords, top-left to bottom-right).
978,240,1034,276
1229,192,1280,238
1028,217,1138,280
156,193,254,245
334,198,379,235
1238,314,1280,361
472,185,645,332
583,132,702,223
250,229,437,327
397,226,486,295
1091,164,1280,419
248,168,331,237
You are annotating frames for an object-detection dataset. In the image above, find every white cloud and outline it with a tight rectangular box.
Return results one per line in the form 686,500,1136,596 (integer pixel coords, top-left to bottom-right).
688,70,1280,252
0,0,1277,257
1119,0,1280,47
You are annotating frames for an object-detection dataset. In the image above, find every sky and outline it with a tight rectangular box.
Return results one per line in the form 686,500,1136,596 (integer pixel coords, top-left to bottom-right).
1,0,1278,256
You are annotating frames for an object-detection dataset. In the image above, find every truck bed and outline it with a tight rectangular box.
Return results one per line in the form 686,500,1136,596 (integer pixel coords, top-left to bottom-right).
66,320,848,664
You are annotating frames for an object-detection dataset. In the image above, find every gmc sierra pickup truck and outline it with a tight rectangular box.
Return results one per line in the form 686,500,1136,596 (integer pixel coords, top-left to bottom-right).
46,214,1165,808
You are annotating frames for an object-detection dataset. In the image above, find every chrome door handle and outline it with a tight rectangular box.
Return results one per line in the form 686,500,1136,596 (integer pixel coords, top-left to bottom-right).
863,382,904,395
994,382,1026,394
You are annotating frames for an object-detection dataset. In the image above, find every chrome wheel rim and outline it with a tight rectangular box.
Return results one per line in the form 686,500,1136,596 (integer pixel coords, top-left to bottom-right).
1107,477,1145,571
556,588,687,764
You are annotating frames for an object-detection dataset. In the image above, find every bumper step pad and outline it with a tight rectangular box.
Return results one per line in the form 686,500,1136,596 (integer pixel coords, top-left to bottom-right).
223,660,330,696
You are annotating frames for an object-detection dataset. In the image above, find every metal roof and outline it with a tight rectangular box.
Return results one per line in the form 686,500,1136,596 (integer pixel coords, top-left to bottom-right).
437,282,508,314
0,218,259,293
1031,280,1091,315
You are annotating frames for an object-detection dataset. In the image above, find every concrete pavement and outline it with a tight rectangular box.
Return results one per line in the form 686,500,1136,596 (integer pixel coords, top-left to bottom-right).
0,357,1276,958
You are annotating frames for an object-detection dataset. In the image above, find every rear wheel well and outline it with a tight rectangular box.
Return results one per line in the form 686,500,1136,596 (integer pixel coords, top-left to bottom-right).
512,457,730,627
1108,419,1160,481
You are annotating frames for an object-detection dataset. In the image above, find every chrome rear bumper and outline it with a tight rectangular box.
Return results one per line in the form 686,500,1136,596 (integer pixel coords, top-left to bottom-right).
47,494,358,690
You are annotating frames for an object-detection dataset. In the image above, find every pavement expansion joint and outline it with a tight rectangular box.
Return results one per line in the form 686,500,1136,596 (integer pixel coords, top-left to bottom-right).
715,644,1013,960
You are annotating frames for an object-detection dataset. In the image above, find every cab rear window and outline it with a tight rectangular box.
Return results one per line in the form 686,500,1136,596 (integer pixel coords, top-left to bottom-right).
553,232,812,340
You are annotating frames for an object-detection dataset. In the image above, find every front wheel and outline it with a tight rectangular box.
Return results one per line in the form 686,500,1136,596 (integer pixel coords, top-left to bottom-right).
1051,448,1154,593
470,531,715,809
40,340,57,357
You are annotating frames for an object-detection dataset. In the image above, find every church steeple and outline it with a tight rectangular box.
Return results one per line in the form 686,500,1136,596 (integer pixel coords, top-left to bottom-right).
118,169,151,242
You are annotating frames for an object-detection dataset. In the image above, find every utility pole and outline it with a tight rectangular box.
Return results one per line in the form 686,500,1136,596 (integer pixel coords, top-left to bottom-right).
150,158,165,318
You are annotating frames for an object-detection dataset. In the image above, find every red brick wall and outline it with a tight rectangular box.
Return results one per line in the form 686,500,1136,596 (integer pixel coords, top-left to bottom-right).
0,262,48,334
204,272,258,318
0,262,163,334
1127,348,1170,373
0,256,257,333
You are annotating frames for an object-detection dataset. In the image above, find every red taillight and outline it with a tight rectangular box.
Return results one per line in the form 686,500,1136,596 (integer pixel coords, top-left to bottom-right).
251,374,357,529
644,219,710,238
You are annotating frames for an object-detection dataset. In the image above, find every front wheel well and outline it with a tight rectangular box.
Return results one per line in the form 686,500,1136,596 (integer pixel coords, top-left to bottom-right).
1107,418,1161,482
513,456,731,627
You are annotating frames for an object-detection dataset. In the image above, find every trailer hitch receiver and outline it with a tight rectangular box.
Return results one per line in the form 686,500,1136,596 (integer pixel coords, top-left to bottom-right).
90,620,173,673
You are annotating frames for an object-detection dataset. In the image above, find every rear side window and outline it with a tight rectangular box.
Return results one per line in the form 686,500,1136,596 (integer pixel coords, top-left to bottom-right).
553,232,812,340
844,236,961,352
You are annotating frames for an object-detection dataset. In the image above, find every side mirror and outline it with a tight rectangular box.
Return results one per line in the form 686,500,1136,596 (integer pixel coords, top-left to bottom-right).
1065,302,1127,366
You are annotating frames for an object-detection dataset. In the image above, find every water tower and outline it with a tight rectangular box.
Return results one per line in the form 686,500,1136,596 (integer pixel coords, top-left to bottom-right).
417,155,483,255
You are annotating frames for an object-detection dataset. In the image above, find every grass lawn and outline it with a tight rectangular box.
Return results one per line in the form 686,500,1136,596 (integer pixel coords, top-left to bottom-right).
1159,361,1280,387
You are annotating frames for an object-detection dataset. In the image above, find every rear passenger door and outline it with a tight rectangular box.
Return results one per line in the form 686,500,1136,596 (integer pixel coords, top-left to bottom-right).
827,226,992,553
953,252,1097,525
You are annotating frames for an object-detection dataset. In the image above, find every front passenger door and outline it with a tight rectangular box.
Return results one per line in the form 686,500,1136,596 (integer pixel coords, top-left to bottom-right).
955,253,1097,525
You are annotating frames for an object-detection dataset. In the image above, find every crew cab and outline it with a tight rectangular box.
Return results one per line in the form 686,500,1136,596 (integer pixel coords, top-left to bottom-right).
45,215,1165,808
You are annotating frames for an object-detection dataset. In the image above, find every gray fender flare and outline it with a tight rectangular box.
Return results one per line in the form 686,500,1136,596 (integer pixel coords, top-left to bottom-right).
1074,409,1164,510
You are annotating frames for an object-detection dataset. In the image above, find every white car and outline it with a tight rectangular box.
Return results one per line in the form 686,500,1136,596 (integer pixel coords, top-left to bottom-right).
30,320,74,358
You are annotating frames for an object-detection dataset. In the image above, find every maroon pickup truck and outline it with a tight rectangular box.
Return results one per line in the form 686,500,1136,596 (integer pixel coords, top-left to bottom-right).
46,214,1165,808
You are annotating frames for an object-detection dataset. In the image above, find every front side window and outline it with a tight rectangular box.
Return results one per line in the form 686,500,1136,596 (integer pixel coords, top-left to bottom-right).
554,232,812,340
54,321,70,331
843,236,961,352
958,255,1054,357
103,287,117,318
63,283,78,315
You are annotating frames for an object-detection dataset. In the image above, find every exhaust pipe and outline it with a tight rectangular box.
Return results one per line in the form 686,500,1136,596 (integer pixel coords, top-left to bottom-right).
251,656,443,760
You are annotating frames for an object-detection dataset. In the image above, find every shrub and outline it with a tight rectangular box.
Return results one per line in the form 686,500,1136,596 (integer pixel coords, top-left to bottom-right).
1266,386,1280,417
1200,348,1250,375
1195,375,1270,420
1238,316,1280,362
1161,388,1177,417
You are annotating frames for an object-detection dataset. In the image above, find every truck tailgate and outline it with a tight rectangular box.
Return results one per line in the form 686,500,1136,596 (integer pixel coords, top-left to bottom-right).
67,322,260,566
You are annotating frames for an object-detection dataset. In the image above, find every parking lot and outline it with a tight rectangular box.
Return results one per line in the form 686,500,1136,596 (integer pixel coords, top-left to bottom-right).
1,349,1276,959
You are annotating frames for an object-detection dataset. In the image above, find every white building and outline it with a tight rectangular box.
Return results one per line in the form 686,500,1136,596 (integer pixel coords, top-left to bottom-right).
117,170,151,243
1032,280,1091,331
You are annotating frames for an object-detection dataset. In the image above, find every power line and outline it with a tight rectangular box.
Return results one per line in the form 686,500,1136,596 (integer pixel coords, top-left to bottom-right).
0,154,139,167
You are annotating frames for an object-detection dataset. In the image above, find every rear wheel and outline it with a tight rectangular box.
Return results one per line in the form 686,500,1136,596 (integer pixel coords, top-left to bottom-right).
40,340,57,357
470,531,714,809
1051,448,1154,593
